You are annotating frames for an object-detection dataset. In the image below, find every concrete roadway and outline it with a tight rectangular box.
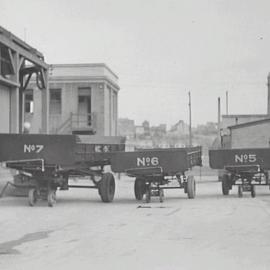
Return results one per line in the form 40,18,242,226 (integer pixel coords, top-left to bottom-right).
0,176,270,270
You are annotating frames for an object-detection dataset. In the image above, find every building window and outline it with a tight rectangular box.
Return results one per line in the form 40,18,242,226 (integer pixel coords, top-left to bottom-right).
25,90,34,113
50,88,61,114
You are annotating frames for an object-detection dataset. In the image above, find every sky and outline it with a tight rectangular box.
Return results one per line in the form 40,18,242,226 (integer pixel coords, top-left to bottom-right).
1,0,270,128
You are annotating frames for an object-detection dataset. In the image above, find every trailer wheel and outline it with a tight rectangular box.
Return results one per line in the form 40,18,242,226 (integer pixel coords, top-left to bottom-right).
184,184,187,193
48,190,56,207
99,173,115,203
187,175,196,199
145,188,151,203
134,178,146,200
251,185,256,198
222,174,230,195
238,186,243,198
28,188,38,206
159,189,164,203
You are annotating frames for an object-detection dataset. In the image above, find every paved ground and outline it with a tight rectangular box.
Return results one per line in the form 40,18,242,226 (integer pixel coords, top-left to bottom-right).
0,175,270,270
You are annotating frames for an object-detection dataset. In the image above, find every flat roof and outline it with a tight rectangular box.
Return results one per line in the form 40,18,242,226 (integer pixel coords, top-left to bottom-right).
49,63,119,90
222,114,267,118
228,117,270,130
51,63,118,79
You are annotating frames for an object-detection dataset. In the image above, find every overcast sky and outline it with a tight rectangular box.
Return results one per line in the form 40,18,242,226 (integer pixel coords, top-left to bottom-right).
1,0,270,127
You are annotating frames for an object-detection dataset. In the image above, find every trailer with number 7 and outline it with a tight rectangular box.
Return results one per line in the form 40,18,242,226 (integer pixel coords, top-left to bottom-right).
0,134,125,206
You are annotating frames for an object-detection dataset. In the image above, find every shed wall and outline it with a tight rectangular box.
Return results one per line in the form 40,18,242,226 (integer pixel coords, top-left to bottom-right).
231,122,270,148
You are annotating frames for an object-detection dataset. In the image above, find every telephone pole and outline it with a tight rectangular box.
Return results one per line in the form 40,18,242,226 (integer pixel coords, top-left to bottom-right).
226,91,228,115
218,97,221,137
188,91,192,147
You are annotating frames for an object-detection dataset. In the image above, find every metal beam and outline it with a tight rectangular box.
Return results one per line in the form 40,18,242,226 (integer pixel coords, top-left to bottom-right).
22,73,32,90
0,75,20,87
7,48,15,74
40,68,47,89
0,45,1,75
19,56,25,70
0,34,48,70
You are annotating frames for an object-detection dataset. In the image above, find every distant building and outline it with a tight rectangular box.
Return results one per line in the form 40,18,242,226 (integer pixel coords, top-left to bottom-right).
134,139,153,149
118,118,135,138
223,118,270,148
150,124,167,137
26,63,119,135
135,126,144,137
142,120,150,136
195,122,217,135
170,120,189,135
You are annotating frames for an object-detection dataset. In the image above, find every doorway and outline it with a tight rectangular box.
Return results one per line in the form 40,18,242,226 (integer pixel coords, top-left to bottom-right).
78,87,91,127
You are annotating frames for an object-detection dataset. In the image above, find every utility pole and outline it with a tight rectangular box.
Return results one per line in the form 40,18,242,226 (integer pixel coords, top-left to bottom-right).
218,97,221,138
226,91,228,115
24,28,27,42
188,91,192,147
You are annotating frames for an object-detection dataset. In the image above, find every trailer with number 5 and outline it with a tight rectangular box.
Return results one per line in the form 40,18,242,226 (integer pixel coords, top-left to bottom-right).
209,148,270,197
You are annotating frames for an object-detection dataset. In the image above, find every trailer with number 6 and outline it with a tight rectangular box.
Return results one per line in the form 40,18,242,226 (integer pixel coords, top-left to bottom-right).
209,148,270,197
111,146,202,202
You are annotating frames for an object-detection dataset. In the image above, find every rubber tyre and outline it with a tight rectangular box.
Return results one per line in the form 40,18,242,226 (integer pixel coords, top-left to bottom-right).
99,173,115,203
159,189,164,203
184,183,187,194
251,185,256,198
134,178,146,200
187,175,196,199
222,174,230,195
48,190,56,207
145,188,151,203
28,188,38,207
238,186,243,198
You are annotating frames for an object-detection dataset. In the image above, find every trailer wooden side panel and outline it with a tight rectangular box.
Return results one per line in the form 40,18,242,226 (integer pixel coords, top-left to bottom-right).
111,147,201,174
209,148,270,170
0,134,76,165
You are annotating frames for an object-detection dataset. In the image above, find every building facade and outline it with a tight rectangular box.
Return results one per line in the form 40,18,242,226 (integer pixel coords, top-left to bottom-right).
26,63,119,136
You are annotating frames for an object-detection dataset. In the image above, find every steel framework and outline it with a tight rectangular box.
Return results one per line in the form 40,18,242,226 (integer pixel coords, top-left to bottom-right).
0,26,49,133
